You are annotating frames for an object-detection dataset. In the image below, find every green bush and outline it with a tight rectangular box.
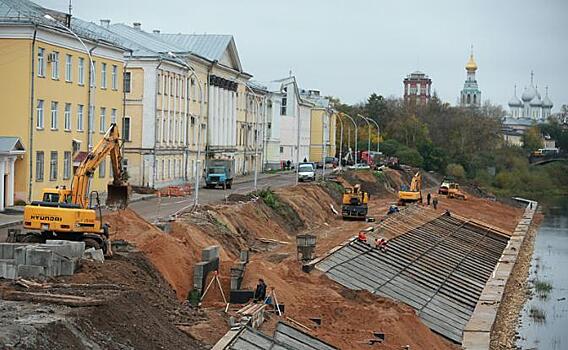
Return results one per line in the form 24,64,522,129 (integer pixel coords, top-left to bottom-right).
380,139,402,156
257,188,279,209
446,163,465,179
396,148,423,167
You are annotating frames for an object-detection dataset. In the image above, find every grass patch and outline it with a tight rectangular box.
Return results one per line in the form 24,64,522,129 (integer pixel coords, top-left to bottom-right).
258,188,279,210
321,180,345,204
529,306,546,324
534,280,553,299
256,188,304,231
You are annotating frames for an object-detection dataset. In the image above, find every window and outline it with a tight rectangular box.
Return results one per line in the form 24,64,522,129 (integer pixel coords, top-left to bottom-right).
111,65,118,90
100,107,106,133
64,103,71,131
161,159,165,180
36,151,44,181
37,48,45,77
281,96,287,115
99,159,106,178
65,54,72,82
124,72,131,93
280,146,284,153
49,151,58,181
63,151,71,179
90,61,96,87
77,104,84,131
191,78,196,101
122,116,131,141
51,52,59,79
36,100,44,129
50,101,58,130
78,58,85,85
101,63,107,89
111,108,117,124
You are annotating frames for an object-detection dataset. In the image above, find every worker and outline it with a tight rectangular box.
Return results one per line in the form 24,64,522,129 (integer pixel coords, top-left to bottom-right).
303,157,307,163
432,196,439,210
387,205,399,215
187,287,201,309
358,230,367,243
427,192,431,206
254,278,267,303
376,237,389,252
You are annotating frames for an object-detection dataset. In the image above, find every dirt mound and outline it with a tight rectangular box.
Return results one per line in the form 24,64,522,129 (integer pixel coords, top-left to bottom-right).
107,209,231,300
340,170,388,195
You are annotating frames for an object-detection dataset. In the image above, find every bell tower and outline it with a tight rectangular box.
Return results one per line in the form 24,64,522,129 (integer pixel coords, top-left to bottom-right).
460,46,482,107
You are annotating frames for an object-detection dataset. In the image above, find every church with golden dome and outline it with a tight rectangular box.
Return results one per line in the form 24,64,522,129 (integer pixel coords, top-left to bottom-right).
460,49,481,107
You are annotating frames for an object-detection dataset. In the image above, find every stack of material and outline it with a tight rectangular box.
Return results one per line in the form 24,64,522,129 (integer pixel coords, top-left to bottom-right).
230,249,253,304
0,240,85,279
193,245,220,293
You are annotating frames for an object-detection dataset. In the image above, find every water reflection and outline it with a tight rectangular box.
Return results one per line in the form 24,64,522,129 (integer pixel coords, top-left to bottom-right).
517,198,568,350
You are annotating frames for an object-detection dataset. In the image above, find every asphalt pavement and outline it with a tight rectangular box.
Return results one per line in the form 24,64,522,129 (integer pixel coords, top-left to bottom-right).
128,171,298,222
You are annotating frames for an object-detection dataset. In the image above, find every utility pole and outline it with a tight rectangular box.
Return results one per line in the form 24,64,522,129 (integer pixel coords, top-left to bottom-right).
358,114,371,164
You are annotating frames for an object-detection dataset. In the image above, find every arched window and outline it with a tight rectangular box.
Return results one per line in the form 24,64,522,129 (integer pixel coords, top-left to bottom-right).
473,94,477,104
467,94,471,104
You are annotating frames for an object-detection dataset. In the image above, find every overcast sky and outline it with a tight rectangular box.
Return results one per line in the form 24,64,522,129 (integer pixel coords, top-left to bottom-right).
36,0,568,110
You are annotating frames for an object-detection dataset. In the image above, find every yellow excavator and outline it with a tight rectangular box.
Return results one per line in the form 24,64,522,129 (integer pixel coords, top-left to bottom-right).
398,172,422,205
341,184,369,220
22,123,129,255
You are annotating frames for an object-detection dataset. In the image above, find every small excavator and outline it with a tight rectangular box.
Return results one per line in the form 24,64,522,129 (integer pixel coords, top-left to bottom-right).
398,172,422,205
22,123,129,255
341,184,369,220
447,183,468,200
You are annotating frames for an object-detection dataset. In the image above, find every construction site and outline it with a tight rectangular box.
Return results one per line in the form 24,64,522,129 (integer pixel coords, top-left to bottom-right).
0,166,539,350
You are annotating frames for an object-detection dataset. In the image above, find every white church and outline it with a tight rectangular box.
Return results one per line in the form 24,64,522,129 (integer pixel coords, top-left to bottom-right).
508,72,553,121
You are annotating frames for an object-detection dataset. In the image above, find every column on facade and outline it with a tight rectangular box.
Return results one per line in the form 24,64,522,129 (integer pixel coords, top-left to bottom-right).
0,159,5,211
231,91,236,147
222,88,228,147
6,157,15,206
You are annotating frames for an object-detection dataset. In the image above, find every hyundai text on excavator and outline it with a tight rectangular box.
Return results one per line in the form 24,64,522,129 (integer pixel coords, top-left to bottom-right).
341,184,369,220
398,171,422,205
22,123,129,255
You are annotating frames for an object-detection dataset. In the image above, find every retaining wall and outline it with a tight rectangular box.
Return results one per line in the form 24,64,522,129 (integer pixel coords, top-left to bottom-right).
462,199,537,349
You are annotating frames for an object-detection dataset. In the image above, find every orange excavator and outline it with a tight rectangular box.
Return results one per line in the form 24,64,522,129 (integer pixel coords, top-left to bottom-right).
22,123,129,255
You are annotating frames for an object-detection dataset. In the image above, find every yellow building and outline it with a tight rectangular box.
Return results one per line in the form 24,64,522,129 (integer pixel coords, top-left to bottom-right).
0,1,126,202
301,90,337,163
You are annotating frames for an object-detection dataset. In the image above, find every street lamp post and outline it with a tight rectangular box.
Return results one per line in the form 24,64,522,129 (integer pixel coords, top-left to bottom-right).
357,114,371,165
166,52,204,207
44,14,95,149
337,113,344,169
366,117,380,154
341,113,357,165
321,108,331,179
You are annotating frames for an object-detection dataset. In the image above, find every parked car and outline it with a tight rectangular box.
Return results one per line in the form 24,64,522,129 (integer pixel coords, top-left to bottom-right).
298,163,316,182
347,163,371,170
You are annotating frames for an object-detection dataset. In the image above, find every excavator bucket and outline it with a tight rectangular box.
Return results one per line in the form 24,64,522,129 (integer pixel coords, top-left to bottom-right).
106,184,130,209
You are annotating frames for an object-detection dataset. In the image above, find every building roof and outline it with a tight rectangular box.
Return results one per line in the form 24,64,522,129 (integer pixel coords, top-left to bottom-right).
508,87,522,107
465,53,477,71
104,23,186,58
157,33,242,72
0,0,126,51
542,90,553,108
0,137,25,154
503,117,535,127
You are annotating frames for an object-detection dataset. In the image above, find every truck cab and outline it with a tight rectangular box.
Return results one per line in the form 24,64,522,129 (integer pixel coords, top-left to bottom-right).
205,159,235,189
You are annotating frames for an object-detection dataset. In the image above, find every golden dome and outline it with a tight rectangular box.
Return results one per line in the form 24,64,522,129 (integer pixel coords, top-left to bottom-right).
465,53,477,71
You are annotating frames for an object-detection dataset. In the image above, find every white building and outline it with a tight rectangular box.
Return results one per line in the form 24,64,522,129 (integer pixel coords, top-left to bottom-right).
508,72,553,122
262,76,313,170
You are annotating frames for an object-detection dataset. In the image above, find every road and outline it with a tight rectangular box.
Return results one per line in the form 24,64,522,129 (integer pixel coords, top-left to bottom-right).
128,172,298,222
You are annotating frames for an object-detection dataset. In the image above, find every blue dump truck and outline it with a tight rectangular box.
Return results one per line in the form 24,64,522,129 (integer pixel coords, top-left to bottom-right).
205,159,235,189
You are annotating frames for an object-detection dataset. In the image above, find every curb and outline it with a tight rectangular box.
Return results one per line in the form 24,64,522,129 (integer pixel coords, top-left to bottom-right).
0,220,23,229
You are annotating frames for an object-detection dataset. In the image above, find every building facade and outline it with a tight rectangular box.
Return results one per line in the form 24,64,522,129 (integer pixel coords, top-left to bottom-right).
403,71,432,104
460,52,481,107
301,89,337,163
0,0,126,203
508,73,553,122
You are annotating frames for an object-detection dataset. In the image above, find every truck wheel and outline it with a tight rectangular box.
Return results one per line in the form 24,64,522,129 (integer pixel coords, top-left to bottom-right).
22,233,45,244
83,237,102,251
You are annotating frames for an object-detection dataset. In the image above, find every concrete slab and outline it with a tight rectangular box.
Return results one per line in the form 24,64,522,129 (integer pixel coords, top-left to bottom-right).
44,240,85,259
0,243,29,260
25,248,54,276
17,264,46,279
463,302,498,332
462,331,491,350
0,259,17,279
202,245,220,262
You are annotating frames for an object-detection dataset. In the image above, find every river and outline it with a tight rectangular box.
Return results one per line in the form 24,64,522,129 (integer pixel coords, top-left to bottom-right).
517,198,568,350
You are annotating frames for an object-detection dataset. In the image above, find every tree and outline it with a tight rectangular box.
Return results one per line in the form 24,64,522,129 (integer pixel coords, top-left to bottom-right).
396,147,423,167
446,163,465,179
522,126,544,152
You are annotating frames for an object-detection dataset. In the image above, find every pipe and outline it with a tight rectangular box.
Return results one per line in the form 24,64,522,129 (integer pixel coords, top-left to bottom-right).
153,58,164,189
27,25,38,202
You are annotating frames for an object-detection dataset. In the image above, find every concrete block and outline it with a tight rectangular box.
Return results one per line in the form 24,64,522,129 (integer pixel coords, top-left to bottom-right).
25,248,54,276
0,243,29,260
82,248,104,262
239,250,249,264
59,257,78,276
0,260,17,279
462,331,490,350
201,245,220,262
44,240,85,259
15,246,27,265
17,265,46,279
